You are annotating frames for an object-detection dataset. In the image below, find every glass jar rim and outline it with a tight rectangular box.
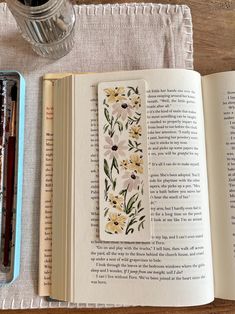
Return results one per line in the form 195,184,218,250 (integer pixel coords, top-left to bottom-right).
6,0,65,19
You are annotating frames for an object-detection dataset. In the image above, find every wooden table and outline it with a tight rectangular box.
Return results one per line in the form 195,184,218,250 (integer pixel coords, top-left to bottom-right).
1,0,235,313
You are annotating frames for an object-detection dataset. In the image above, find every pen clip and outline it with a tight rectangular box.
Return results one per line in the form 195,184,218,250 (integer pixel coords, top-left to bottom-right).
10,83,17,137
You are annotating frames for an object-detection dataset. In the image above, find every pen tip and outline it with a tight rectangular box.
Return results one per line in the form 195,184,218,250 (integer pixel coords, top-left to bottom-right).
11,83,17,102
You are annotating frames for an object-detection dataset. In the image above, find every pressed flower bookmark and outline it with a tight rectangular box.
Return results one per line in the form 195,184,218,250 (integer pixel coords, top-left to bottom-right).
98,80,151,242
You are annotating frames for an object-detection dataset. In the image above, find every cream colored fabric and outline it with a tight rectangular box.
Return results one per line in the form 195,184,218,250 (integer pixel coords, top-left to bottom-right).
0,2,193,309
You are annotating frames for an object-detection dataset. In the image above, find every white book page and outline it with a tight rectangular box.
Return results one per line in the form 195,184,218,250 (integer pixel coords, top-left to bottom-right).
73,69,214,306
39,73,71,297
203,71,235,299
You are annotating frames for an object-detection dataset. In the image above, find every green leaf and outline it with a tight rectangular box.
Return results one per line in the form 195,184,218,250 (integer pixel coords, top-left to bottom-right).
104,208,109,217
137,200,141,210
139,215,145,221
125,214,139,234
138,207,144,213
104,179,110,199
127,90,131,97
141,185,144,195
108,130,115,137
104,159,110,179
126,193,139,214
103,99,109,108
105,178,108,189
127,86,139,95
128,140,134,151
112,157,119,174
105,230,113,234
138,220,145,231
117,121,123,132
103,124,109,133
104,108,110,123
119,189,127,195
126,228,134,234
113,178,117,191
128,116,134,125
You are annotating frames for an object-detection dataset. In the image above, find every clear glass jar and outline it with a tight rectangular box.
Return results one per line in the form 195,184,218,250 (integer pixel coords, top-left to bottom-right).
6,0,76,59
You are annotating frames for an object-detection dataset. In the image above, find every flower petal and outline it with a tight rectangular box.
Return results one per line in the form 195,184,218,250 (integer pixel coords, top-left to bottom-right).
113,134,119,143
105,136,113,145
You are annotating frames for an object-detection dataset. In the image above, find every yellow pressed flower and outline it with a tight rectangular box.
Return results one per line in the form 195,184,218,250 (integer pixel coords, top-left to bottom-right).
120,159,129,170
129,153,143,174
108,193,124,211
106,212,127,234
104,87,126,104
129,125,142,139
130,94,141,108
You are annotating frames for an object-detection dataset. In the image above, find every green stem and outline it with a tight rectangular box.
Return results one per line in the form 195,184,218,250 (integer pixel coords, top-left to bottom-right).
110,116,119,136
123,187,128,213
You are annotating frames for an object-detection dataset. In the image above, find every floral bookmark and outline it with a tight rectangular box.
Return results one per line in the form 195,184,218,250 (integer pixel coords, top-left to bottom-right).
98,80,150,242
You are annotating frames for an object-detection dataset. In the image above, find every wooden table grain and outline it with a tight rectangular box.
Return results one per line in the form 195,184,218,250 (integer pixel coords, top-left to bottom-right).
1,0,235,313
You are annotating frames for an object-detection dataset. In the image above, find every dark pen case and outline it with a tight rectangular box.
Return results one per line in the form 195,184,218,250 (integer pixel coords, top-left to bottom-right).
0,71,25,284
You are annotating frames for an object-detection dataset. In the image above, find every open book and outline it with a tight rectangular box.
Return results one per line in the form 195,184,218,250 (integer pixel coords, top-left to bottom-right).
39,69,235,306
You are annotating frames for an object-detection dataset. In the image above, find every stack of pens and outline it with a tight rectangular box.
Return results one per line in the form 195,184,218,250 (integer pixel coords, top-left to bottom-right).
0,79,18,283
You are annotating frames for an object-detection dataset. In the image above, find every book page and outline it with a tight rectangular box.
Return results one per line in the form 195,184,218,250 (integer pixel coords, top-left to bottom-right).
202,71,235,299
39,77,54,296
72,69,214,306
39,73,71,296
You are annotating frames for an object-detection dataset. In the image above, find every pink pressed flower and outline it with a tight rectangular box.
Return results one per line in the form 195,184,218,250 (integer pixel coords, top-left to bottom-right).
104,135,128,159
112,100,134,120
122,171,141,192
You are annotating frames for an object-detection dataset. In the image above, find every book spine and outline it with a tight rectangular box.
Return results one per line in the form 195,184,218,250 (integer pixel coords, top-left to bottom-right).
38,77,54,296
